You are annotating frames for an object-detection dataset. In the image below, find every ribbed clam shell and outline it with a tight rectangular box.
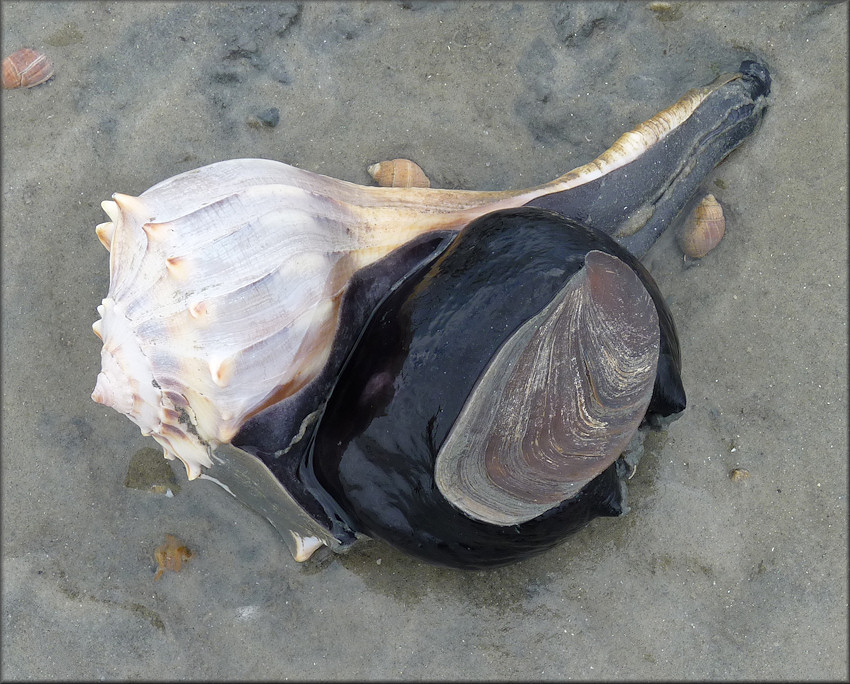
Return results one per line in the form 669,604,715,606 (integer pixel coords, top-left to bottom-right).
434,250,659,525
367,159,431,188
2,48,54,89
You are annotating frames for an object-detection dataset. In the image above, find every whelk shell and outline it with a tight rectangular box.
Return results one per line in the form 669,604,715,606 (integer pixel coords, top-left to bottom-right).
90,112,687,481
367,158,431,188
2,48,54,89
679,194,725,258
90,62,770,564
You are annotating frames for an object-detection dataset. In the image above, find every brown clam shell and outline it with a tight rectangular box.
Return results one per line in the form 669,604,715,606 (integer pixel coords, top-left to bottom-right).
679,194,725,258
367,158,431,188
2,48,54,89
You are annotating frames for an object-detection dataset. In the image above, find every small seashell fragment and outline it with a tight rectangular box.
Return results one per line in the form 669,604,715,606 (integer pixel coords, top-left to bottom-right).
367,158,431,188
153,533,193,580
2,48,54,89
729,467,750,482
679,194,725,258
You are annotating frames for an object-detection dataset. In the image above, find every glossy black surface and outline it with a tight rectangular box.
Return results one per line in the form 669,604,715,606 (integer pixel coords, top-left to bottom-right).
301,208,685,568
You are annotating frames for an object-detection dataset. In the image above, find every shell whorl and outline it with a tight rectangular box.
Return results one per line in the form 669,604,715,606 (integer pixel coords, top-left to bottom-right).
434,250,660,525
92,179,363,477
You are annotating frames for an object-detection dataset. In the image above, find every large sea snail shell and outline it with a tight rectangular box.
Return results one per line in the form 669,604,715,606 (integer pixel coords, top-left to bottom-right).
679,194,726,258
2,48,54,89
91,61,769,566
292,208,685,567
367,158,431,188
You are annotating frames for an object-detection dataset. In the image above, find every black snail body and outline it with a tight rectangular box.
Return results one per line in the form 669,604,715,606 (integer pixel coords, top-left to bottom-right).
241,209,685,568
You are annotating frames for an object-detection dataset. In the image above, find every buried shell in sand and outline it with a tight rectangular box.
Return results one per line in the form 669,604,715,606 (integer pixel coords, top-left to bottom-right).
367,158,431,188
91,62,770,568
153,534,193,580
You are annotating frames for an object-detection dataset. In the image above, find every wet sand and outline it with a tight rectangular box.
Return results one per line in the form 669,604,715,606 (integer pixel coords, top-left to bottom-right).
2,2,847,680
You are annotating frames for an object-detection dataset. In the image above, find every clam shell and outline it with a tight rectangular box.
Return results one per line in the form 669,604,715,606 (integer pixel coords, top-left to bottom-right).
367,159,431,188
2,48,54,89
679,194,725,258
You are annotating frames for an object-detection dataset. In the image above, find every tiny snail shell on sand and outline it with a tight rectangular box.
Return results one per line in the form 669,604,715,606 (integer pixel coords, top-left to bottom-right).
729,467,750,482
678,194,726,258
2,48,54,89
153,534,193,580
367,158,431,188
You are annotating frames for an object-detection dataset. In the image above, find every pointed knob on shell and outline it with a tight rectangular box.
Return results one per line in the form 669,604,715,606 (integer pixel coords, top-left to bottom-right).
95,222,115,251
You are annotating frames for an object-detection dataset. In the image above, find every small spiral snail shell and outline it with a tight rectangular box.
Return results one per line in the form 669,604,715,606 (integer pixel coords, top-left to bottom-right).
678,194,725,258
2,48,54,89
367,158,431,188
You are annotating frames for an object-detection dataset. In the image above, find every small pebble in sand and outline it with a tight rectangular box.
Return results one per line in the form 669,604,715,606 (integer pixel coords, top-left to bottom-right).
154,534,193,580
